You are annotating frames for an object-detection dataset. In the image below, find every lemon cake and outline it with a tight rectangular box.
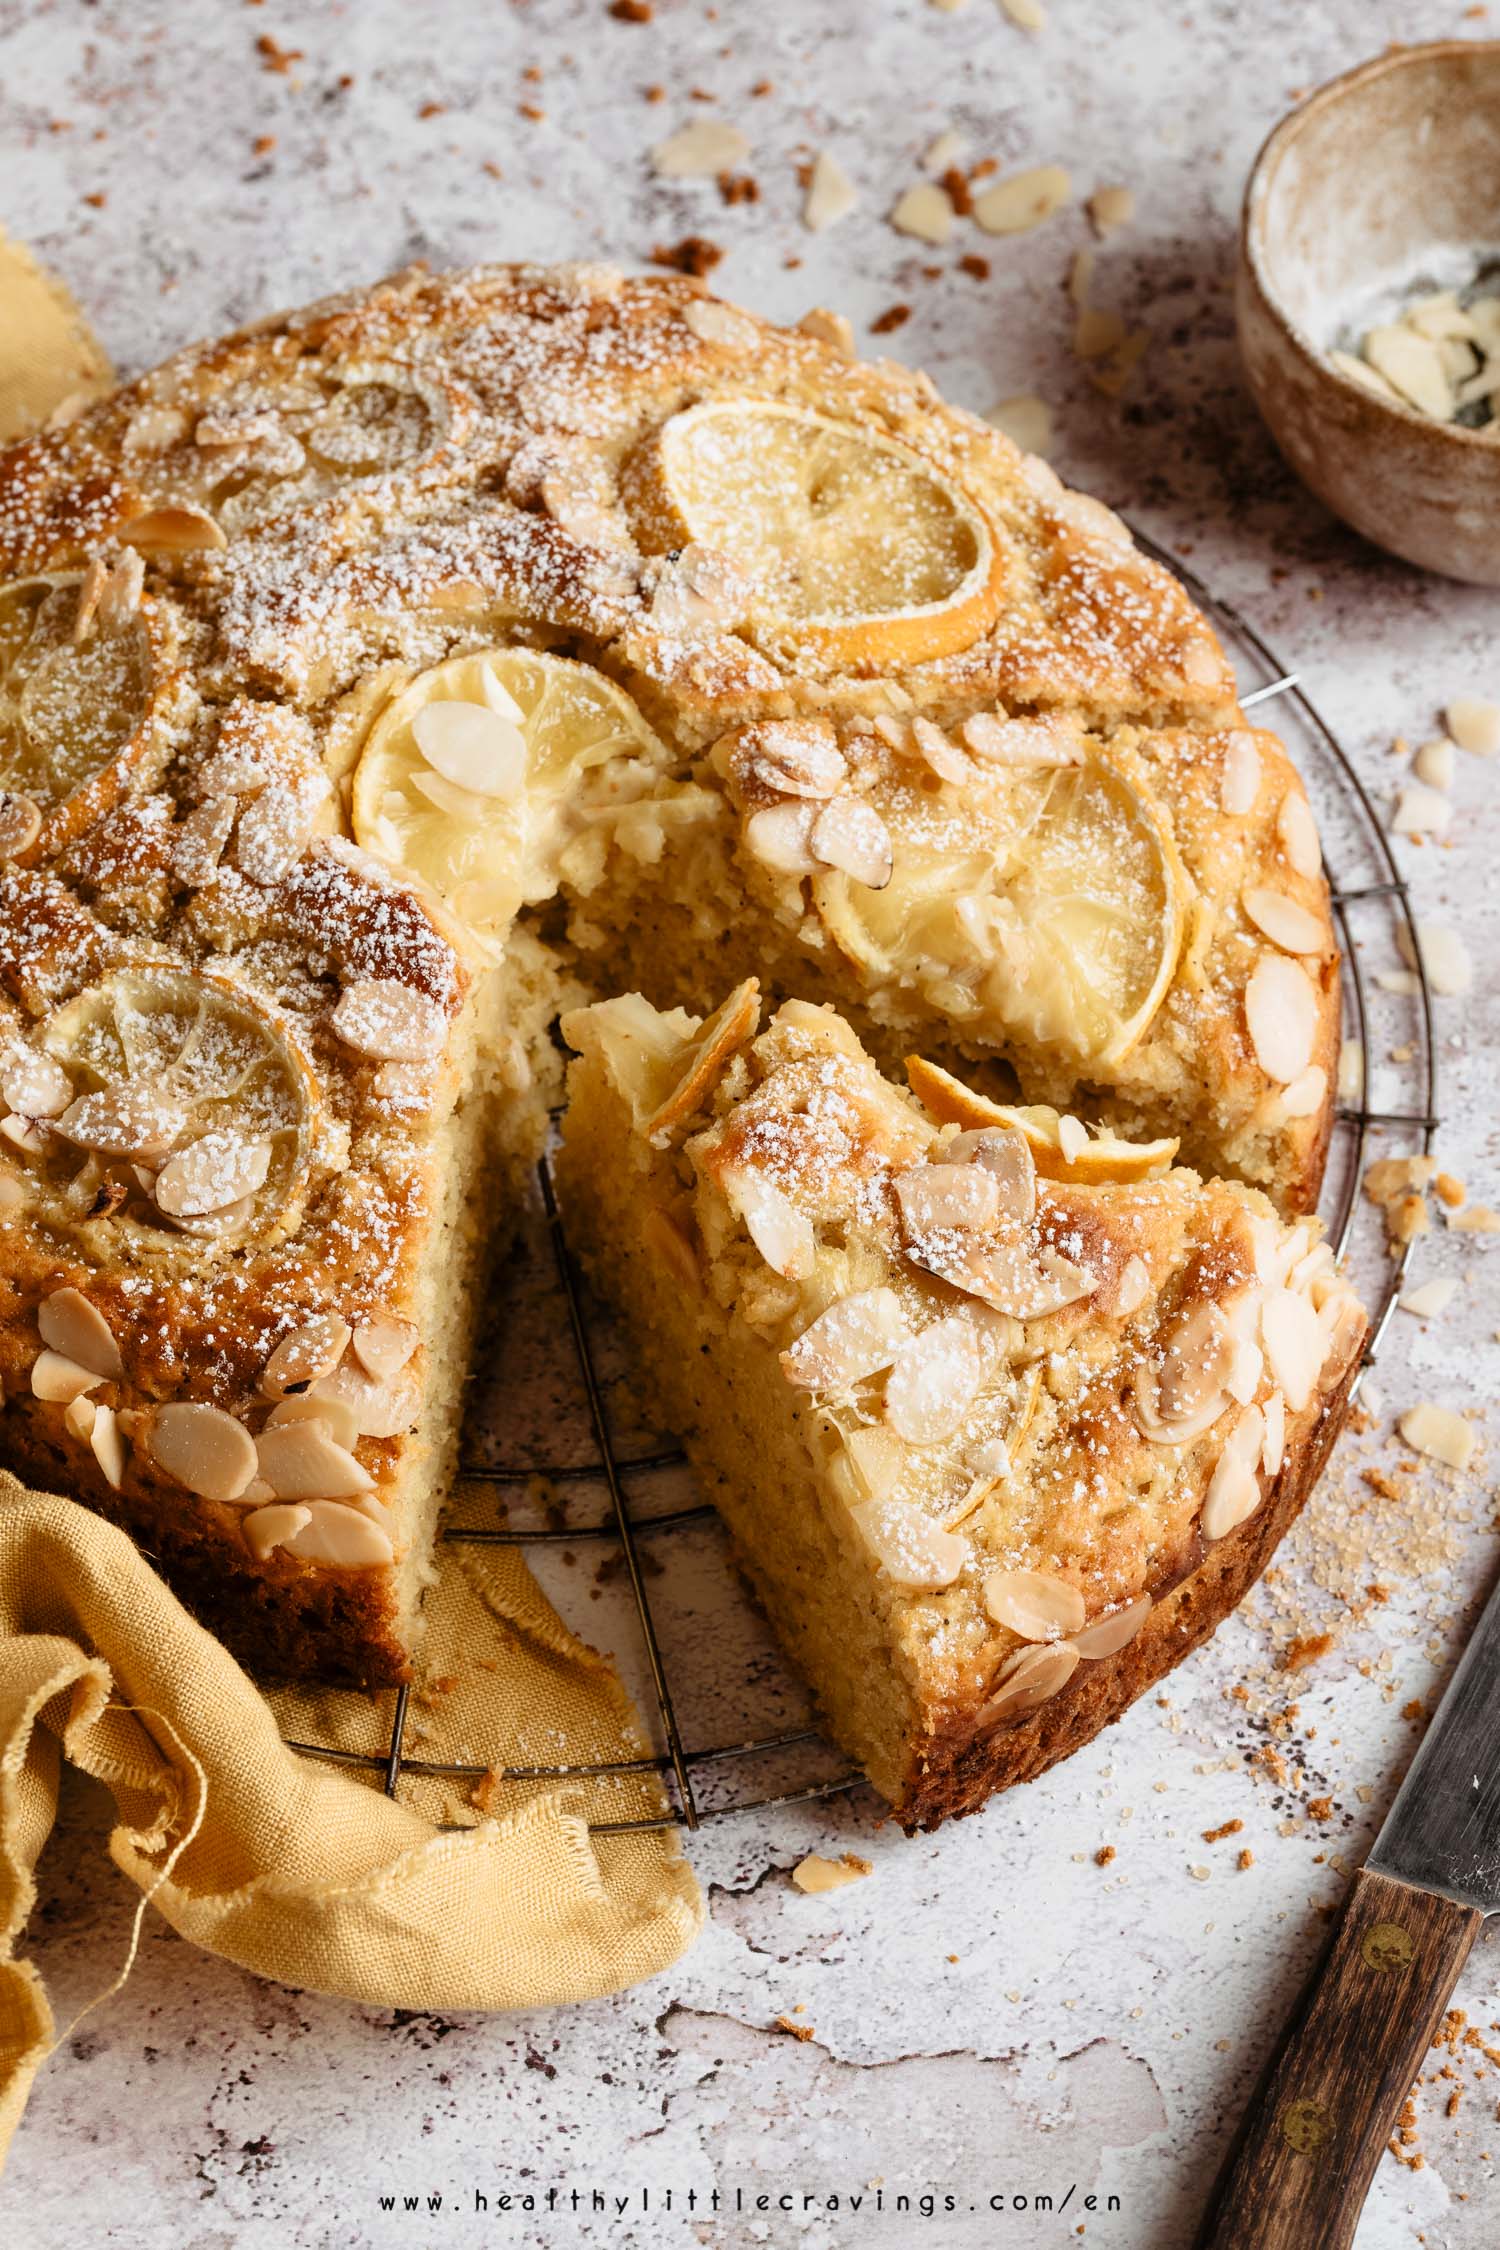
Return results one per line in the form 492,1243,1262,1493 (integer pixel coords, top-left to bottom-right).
557,986,1365,1828
0,260,1348,1695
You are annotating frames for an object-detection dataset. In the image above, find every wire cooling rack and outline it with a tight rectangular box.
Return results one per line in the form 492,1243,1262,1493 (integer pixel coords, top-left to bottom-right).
284,532,1440,1840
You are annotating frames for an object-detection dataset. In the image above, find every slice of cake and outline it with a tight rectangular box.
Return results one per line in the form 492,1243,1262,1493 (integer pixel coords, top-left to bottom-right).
557,984,1365,1830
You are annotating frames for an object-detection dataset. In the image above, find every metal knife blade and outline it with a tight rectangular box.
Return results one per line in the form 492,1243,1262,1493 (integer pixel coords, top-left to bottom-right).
1366,1564,1500,1913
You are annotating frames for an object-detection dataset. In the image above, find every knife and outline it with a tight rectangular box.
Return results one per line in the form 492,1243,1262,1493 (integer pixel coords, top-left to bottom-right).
1195,1563,1500,2249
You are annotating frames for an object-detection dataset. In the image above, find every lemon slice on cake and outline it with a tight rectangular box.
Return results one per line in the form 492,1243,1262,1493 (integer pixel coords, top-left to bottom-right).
814,744,1185,1067
629,399,1005,666
26,964,320,1251
904,1058,1179,1183
351,650,674,954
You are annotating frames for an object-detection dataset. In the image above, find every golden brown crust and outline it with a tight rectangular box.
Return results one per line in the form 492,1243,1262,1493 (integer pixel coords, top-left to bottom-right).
896,1346,1360,1831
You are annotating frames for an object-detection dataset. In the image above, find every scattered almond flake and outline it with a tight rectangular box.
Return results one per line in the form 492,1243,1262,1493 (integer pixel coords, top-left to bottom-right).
923,128,966,174
791,1851,873,1894
1245,954,1318,1082
803,150,858,233
0,793,42,858
1330,348,1401,402
1189,1865,1212,1882
1068,248,1095,306
999,0,1046,23
1446,696,1500,756
1391,784,1451,837
1088,184,1135,235
1397,920,1472,997
332,978,447,1063
1074,305,1128,361
1360,1376,1383,1416
973,164,1071,236
985,394,1053,456
1450,1203,1500,1233
1413,737,1455,790
650,119,751,178
1366,325,1456,418
1336,1040,1364,1103
1399,1276,1458,1319
1433,1170,1465,1207
1398,1402,1475,1470
1373,969,1421,997
890,181,955,246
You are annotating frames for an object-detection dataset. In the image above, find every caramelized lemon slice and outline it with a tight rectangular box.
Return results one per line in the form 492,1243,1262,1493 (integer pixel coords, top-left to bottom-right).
0,573,153,852
813,744,1185,1067
351,649,675,955
905,1058,1179,1183
631,399,1005,666
31,964,320,1251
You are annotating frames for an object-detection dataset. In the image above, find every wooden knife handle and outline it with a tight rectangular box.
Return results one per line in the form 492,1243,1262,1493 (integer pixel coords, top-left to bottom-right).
1194,1866,1483,2250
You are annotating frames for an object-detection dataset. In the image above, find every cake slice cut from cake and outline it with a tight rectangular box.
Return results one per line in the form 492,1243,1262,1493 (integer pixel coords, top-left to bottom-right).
556,984,1365,1830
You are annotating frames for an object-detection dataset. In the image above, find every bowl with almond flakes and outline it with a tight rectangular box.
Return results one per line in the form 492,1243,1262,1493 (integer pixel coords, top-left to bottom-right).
1238,39,1500,582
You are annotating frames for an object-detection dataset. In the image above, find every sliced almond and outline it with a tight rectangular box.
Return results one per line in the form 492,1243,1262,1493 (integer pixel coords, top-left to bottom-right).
737,1177,816,1281
848,1494,967,1588
744,799,819,874
1279,1065,1328,1120
351,1315,419,1384
841,1423,907,1504
980,1641,1079,1725
650,119,751,177
1073,1594,1150,1659
1056,1113,1089,1164
791,1852,872,1893
973,164,1071,236
266,1390,362,1451
802,149,858,232
985,394,1054,457
907,1233,1091,1321
1413,737,1455,789
1245,954,1318,1084
1088,183,1134,234
1,1048,72,1118
1445,696,1500,756
1392,785,1452,838
1114,1254,1151,1318
90,1401,126,1489
1219,732,1261,816
1398,920,1472,998
260,1313,352,1399
681,298,760,353
57,1083,188,1161
797,305,856,357
741,719,848,799
891,181,955,245
809,796,893,889
952,1126,1037,1225
304,1355,418,1439
242,1502,313,1560
412,700,526,800
31,1350,102,1404
894,1161,1001,1235
172,795,238,886
147,1400,257,1502
1242,886,1325,956
910,717,970,785
1260,1287,1326,1412
1131,1362,1230,1446
884,1314,985,1446
233,772,331,885
960,713,1081,768
1157,1303,1235,1422
1397,1401,1475,1471
781,1287,909,1391
1201,1406,1266,1541
254,1421,375,1500
38,1287,122,1379
1399,1275,1457,1320
0,793,42,859
64,1392,97,1441
331,978,447,1064
154,1131,272,1218
1276,789,1322,876
982,1566,1086,1642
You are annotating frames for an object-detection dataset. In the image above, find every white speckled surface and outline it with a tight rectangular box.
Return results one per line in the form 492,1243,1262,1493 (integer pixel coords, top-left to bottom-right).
4,3,1500,2244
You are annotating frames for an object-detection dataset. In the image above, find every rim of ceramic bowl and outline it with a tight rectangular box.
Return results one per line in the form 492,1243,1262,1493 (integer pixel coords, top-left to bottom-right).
1242,37,1500,452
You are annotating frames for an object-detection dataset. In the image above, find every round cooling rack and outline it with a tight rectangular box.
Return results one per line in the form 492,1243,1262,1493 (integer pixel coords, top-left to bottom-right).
283,534,1439,1840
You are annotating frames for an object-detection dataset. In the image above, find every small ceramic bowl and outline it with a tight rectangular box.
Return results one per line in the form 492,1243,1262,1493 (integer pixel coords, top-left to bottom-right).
1238,40,1500,583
